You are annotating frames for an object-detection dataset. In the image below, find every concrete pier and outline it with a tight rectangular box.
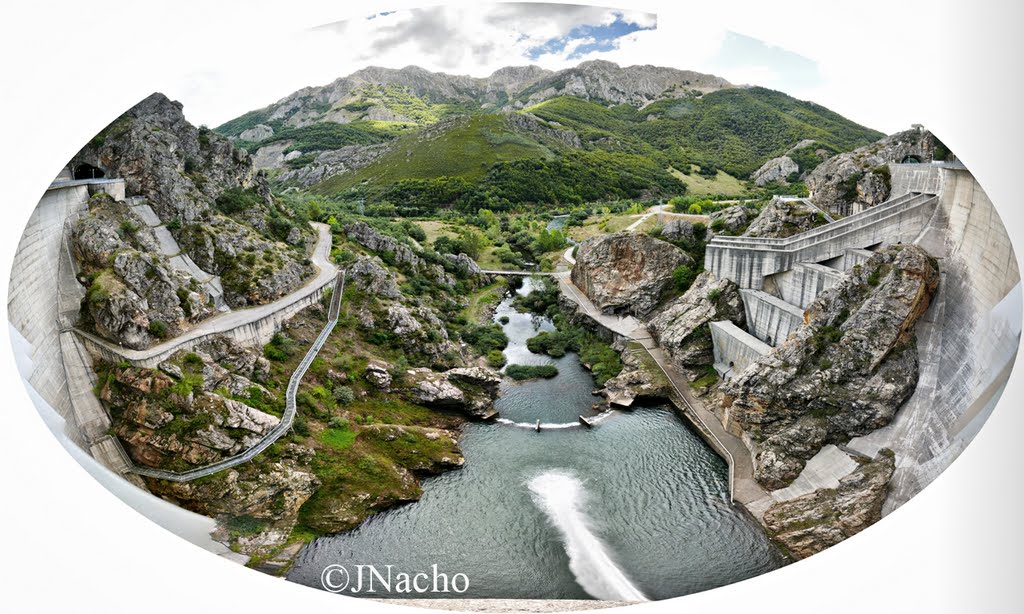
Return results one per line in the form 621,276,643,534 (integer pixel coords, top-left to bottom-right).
766,262,842,309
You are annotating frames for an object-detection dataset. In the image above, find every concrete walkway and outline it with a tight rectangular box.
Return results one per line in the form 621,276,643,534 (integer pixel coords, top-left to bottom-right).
553,273,767,508
72,222,336,364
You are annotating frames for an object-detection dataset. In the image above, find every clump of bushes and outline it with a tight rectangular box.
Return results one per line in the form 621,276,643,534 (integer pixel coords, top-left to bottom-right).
505,364,559,380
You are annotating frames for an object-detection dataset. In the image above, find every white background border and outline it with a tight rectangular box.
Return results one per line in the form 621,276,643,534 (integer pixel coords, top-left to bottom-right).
1,1,1022,612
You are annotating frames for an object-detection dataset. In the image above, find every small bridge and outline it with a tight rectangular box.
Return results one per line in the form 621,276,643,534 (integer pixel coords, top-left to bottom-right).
479,269,559,277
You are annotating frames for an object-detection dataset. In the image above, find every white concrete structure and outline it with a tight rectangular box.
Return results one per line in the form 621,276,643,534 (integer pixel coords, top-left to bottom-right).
704,163,1021,518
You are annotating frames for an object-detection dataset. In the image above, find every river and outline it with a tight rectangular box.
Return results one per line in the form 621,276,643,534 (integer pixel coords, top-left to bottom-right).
287,278,786,600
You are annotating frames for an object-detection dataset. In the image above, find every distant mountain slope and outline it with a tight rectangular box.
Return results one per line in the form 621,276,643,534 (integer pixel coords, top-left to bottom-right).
214,61,883,209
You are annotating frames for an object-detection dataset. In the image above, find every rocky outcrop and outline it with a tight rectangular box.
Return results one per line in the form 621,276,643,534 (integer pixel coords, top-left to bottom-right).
71,93,314,315
505,112,582,148
72,195,216,348
445,252,483,277
345,222,455,287
146,445,318,556
659,218,697,243
277,143,392,185
743,197,826,239
239,124,274,142
806,128,945,215
648,272,745,368
763,451,895,559
364,360,393,390
600,348,671,408
101,356,280,470
751,155,799,186
347,256,402,299
707,205,754,237
405,366,502,419
571,233,692,317
722,246,939,489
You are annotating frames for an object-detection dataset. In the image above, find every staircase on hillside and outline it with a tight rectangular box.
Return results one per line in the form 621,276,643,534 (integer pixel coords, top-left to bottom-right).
707,189,940,379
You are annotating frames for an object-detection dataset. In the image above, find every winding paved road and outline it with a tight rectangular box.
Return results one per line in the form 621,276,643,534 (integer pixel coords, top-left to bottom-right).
131,271,345,482
72,222,337,363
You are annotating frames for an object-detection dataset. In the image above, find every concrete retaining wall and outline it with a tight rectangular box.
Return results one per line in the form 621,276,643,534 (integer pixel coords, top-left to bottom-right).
710,320,770,378
741,289,804,346
891,163,943,196
76,279,333,369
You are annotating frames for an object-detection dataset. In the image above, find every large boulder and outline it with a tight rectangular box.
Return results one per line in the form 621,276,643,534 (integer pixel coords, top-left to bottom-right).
405,366,502,419
707,205,754,237
743,197,827,239
571,233,692,317
648,272,745,368
751,155,800,186
806,128,945,215
600,349,672,408
722,246,939,489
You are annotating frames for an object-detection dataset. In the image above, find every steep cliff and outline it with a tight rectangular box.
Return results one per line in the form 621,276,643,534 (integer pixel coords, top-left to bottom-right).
648,272,745,369
72,93,314,327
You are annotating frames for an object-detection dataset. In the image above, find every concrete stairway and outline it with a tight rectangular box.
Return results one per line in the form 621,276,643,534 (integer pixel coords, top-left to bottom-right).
705,191,938,289
706,189,942,378
129,201,228,310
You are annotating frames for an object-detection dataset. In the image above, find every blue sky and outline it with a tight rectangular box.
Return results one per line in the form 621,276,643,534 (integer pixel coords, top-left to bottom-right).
525,12,657,60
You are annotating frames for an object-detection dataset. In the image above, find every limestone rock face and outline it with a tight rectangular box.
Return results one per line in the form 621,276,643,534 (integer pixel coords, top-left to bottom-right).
751,155,800,186
146,449,318,556
743,197,826,239
722,246,939,489
445,252,483,277
72,93,261,223
707,205,754,237
345,222,455,287
571,233,692,317
239,124,274,142
348,256,401,299
69,92,314,321
364,360,393,390
405,366,502,419
659,219,696,243
278,143,392,185
806,128,944,215
763,451,895,559
505,112,582,148
102,356,280,469
72,195,216,348
648,272,745,368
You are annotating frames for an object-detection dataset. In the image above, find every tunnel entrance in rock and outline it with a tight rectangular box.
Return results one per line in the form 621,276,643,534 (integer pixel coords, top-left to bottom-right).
73,163,105,180
901,155,922,164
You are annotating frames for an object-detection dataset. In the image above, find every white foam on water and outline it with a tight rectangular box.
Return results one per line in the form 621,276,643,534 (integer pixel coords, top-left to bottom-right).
527,469,648,602
496,409,618,430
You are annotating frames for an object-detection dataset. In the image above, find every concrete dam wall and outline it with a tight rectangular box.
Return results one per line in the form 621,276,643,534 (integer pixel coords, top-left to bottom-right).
704,163,1021,515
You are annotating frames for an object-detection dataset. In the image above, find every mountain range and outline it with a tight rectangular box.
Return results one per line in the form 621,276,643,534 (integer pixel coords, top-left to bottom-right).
214,61,884,210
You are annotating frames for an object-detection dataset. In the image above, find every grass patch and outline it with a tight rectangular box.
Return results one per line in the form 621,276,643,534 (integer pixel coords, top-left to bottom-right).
317,427,357,451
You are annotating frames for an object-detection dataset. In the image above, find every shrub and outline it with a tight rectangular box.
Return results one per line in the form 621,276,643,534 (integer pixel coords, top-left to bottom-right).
486,350,507,368
707,288,722,302
333,385,355,406
148,320,168,339
687,203,703,215
215,187,264,215
673,265,697,293
505,364,559,380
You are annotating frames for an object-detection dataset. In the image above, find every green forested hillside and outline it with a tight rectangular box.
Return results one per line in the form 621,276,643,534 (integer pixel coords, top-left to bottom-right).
215,67,883,212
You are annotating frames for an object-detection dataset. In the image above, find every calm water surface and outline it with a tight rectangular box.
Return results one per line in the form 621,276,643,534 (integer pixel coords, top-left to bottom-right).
288,279,786,600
